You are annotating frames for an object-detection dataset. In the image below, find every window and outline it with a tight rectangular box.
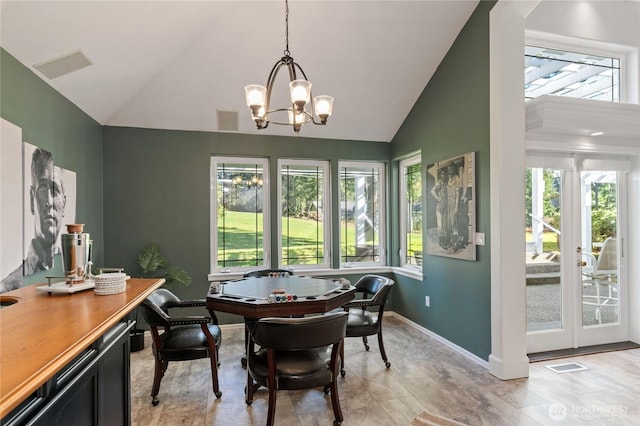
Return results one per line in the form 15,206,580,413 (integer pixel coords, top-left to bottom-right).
338,162,385,267
279,160,330,269
210,157,269,272
524,46,620,102
399,154,422,269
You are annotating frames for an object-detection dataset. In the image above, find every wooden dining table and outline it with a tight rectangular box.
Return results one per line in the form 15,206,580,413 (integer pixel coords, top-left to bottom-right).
206,276,355,365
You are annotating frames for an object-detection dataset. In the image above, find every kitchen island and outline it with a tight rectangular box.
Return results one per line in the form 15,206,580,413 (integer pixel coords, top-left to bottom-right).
0,277,164,425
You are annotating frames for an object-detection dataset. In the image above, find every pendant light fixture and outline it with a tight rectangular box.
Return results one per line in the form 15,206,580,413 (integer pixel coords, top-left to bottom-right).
244,0,333,133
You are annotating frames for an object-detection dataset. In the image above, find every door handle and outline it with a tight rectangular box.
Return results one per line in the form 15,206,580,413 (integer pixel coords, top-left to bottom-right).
577,261,586,267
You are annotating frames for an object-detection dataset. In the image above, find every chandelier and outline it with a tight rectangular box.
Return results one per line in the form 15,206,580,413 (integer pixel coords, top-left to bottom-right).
244,0,333,133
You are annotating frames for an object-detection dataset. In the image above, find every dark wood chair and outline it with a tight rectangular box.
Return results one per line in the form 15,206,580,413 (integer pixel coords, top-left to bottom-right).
243,268,294,278
245,312,348,426
340,274,395,376
138,288,222,406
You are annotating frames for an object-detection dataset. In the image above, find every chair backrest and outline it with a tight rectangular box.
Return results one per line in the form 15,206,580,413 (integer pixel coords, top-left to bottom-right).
139,288,181,327
597,237,617,272
354,275,395,306
243,268,294,278
251,312,348,350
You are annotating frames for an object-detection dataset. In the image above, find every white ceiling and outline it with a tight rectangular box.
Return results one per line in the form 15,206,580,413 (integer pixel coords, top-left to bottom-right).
3,1,638,143
0,0,481,143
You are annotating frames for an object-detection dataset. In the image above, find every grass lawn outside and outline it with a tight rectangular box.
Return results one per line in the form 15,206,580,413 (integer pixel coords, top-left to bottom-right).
217,210,380,267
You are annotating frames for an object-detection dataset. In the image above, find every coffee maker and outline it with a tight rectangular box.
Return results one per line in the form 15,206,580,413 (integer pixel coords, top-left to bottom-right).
61,224,92,284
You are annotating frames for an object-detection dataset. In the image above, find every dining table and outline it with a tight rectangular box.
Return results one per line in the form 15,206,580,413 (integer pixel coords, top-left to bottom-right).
206,275,355,365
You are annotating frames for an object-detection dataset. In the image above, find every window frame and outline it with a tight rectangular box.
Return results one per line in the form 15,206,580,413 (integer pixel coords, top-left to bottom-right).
277,158,331,270
525,31,636,103
210,156,270,273
399,153,422,272
338,161,386,268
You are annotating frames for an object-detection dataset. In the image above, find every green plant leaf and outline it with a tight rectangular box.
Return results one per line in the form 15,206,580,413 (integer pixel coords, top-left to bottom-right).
164,265,192,288
137,243,168,276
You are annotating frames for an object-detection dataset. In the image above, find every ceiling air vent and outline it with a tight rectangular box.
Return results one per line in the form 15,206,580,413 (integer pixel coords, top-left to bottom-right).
217,110,239,132
34,50,92,80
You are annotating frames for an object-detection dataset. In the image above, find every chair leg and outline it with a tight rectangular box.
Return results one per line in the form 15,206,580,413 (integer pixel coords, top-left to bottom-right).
339,340,346,377
150,358,167,406
377,330,391,368
209,350,222,399
362,336,370,351
328,379,343,425
245,371,261,405
266,385,277,426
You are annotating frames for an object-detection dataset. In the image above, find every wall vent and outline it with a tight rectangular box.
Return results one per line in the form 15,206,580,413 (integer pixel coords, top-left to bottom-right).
34,50,92,80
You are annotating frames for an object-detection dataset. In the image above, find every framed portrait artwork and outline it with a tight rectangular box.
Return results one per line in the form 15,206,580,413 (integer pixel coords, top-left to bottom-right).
426,152,476,261
0,122,77,294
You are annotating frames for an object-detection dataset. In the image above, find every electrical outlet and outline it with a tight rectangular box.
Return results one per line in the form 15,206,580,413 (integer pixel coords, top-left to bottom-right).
425,295,430,307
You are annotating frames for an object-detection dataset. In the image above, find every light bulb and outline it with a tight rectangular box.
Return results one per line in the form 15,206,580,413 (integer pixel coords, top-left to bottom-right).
289,80,311,104
314,96,333,116
244,85,266,108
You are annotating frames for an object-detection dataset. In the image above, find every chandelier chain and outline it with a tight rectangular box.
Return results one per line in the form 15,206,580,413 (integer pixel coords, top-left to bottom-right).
244,0,332,132
284,0,290,57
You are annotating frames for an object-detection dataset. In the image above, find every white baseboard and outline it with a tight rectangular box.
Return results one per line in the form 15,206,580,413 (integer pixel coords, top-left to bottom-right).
219,311,490,370
386,311,490,369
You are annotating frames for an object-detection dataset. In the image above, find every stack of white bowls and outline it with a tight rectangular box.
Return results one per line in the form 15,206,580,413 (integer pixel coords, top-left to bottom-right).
94,272,129,295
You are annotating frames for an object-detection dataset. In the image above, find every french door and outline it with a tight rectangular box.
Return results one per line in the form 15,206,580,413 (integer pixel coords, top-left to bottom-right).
526,158,628,353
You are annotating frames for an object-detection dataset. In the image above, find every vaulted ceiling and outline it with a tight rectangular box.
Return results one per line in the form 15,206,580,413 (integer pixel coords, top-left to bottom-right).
3,1,638,143
0,0,480,142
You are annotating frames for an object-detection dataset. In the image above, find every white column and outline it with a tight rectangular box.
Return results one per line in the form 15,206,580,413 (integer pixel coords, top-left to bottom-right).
489,0,540,380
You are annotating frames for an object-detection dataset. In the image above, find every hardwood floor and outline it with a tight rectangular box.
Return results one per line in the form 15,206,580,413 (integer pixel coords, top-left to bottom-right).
130,315,640,425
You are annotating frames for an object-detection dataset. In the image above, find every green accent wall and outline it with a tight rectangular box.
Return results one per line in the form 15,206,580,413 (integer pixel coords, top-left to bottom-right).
390,1,495,359
1,0,495,360
0,48,104,285
102,126,390,309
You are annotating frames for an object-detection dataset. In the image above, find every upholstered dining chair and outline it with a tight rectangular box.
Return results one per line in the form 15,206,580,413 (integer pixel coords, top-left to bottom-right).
245,312,348,426
340,274,395,377
138,288,222,406
243,268,294,278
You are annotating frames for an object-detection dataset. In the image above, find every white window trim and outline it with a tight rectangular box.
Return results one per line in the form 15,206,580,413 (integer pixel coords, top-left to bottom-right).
277,158,331,270
399,153,422,272
338,161,387,268
210,156,270,274
526,29,638,103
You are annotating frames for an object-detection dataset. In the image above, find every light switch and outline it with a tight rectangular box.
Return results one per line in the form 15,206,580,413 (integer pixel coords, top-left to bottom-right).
475,232,485,245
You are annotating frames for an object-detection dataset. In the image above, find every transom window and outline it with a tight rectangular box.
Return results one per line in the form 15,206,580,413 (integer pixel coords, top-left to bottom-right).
278,159,330,269
210,157,269,272
525,46,620,101
339,162,385,267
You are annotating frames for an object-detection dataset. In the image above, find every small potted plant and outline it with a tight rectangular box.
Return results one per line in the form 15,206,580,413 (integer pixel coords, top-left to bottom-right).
130,243,192,352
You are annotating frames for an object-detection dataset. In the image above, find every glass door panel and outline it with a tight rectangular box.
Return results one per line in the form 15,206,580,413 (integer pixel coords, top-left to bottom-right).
579,171,619,327
526,168,563,332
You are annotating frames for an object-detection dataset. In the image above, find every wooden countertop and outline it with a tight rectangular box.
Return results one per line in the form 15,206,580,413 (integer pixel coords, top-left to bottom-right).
0,278,165,418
